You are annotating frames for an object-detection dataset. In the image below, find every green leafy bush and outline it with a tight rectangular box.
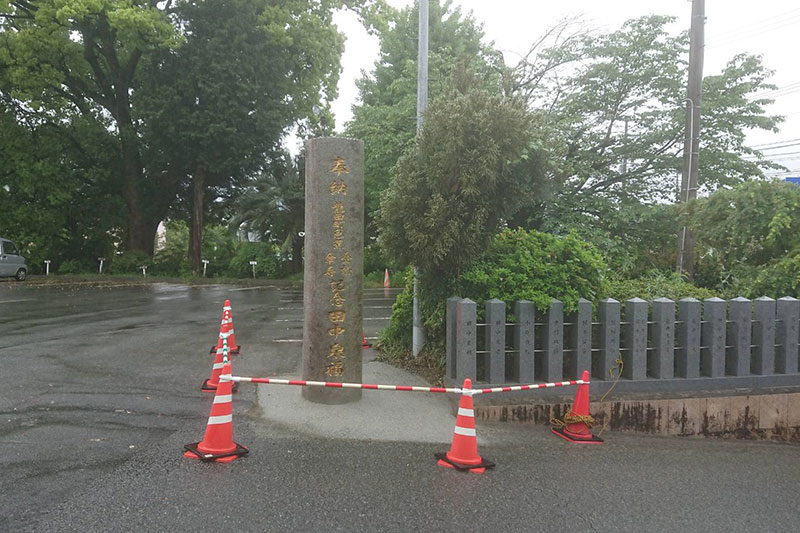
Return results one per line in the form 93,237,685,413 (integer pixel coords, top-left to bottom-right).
151,221,190,277
691,180,800,295
377,269,415,359
607,271,717,302
108,251,151,275
227,241,282,279
458,229,608,312
57,259,83,274
742,252,800,299
379,230,607,365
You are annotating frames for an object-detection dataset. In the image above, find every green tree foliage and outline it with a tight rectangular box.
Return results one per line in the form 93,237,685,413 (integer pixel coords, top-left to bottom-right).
378,80,549,358
1,0,180,253
134,0,352,273
228,241,283,279
379,83,537,279
517,17,782,274
0,103,123,272
346,0,503,237
606,271,717,303
229,152,305,274
458,229,608,312
1,0,387,261
690,180,800,296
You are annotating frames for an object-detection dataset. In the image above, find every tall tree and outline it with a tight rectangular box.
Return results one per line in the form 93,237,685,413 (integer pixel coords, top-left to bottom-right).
135,0,348,274
346,0,504,239
513,16,782,274
1,0,388,261
379,81,537,283
0,99,123,269
230,152,306,274
1,0,180,254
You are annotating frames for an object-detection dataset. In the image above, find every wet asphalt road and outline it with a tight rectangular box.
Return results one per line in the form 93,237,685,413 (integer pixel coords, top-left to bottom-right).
2,281,800,532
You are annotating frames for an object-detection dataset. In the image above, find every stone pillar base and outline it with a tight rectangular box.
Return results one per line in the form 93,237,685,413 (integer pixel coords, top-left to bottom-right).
302,387,362,405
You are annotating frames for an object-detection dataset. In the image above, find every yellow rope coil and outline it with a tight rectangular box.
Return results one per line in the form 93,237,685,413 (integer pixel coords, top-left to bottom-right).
550,356,623,432
550,411,595,429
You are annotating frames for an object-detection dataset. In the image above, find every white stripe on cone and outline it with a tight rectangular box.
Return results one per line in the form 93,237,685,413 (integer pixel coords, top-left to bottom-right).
207,414,233,425
213,394,233,404
454,426,476,437
457,408,474,417
212,362,224,370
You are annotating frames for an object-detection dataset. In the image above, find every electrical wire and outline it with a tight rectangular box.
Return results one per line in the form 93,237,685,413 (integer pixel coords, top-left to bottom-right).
707,12,800,48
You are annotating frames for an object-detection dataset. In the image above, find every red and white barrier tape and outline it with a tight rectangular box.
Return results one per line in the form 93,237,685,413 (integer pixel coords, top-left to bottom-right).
226,376,586,396
470,379,586,395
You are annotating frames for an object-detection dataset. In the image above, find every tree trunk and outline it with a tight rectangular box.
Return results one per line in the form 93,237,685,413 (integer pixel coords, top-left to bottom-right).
189,165,205,276
119,126,155,255
291,235,304,274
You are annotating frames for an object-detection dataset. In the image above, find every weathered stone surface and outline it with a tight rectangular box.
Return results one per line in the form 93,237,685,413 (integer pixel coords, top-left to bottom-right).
301,137,364,404
474,392,800,442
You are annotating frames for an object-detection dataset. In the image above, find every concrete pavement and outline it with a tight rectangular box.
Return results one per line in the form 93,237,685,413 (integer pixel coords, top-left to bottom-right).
3,281,800,532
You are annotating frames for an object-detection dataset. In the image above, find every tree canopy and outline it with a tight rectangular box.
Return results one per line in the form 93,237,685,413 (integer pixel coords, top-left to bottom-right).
346,0,504,239
1,0,387,260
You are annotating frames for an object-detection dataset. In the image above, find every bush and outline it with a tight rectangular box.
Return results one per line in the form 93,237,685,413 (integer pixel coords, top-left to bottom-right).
57,259,83,275
741,252,800,299
378,230,607,365
377,269,415,358
458,229,608,312
607,271,718,302
108,251,151,275
227,241,283,278
152,221,190,277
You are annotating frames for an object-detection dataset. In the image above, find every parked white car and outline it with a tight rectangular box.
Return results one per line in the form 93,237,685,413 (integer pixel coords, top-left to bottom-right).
0,237,27,280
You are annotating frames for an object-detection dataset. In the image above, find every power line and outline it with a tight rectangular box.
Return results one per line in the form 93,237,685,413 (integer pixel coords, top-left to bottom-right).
749,82,800,101
743,150,800,159
709,7,800,41
707,12,800,48
758,142,800,151
750,137,800,148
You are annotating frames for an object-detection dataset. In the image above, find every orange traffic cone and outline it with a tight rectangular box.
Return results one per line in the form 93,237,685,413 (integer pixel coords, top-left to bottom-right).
383,268,390,288
201,342,238,393
362,334,371,349
551,370,603,444
185,341,248,463
436,378,494,474
210,300,240,355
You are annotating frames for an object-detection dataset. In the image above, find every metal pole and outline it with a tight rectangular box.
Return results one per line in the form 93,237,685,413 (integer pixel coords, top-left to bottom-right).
677,98,694,275
676,0,704,278
412,0,429,357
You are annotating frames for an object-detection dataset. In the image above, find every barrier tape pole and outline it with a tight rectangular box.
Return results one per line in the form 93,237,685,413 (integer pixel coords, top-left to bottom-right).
225,376,587,396
470,379,587,396
229,376,460,393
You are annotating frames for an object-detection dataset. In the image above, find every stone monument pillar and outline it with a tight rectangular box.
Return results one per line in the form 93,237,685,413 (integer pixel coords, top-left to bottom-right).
301,137,364,403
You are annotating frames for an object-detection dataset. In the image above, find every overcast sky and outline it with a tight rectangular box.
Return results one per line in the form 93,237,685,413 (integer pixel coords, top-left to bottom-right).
327,0,800,177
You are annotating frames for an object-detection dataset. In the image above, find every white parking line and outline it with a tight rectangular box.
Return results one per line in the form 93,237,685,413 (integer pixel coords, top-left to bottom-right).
0,299,32,304
272,339,302,343
230,286,271,291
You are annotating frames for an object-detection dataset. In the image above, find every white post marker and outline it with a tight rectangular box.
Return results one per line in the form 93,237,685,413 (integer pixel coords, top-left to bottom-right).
249,260,257,279
202,259,209,278
140,265,147,278
44,260,51,276
98,257,105,275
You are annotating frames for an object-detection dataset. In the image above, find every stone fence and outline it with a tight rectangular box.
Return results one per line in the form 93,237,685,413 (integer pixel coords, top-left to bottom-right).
445,296,800,396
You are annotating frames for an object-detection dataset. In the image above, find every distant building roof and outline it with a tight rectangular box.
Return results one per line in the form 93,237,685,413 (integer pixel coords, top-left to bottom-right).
786,177,800,185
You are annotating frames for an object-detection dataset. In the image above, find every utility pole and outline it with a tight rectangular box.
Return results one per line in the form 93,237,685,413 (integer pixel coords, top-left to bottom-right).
676,0,704,279
412,0,428,357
